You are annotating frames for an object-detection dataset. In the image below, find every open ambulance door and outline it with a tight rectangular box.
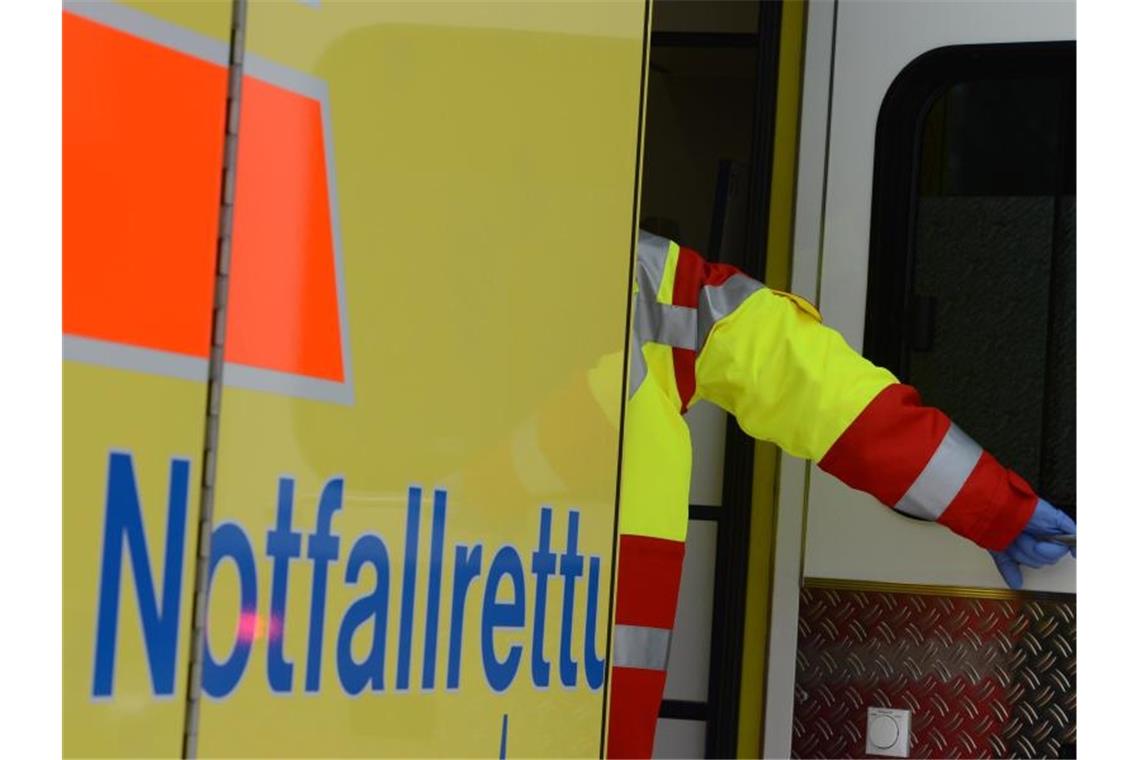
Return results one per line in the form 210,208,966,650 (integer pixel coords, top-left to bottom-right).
764,2,1076,757
64,1,652,756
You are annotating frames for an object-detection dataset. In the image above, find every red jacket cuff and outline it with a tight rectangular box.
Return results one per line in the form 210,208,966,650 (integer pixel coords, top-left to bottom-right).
938,452,1038,551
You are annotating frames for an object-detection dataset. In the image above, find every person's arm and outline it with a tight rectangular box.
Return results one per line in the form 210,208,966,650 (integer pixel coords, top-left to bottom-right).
682,250,1074,585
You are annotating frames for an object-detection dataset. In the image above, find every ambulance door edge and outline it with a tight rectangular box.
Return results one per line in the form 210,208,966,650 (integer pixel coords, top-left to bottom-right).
180,1,249,756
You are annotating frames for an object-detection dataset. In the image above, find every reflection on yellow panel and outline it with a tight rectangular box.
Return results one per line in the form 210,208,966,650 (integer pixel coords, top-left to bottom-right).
63,1,231,755
197,1,647,757
63,366,206,757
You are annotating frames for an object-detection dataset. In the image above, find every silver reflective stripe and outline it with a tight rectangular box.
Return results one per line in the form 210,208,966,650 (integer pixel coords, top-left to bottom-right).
895,424,983,521
636,300,698,351
628,234,764,400
612,623,671,671
696,273,763,352
637,230,671,296
629,244,692,398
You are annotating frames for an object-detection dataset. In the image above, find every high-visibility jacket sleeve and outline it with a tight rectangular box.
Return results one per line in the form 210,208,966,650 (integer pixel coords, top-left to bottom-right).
694,278,1036,552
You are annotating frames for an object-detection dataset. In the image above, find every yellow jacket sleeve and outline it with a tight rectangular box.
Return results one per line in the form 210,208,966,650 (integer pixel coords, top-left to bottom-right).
694,288,896,461
689,271,1035,551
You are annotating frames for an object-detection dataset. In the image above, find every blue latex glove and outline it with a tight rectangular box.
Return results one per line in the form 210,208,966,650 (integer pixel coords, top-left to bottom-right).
990,498,1076,589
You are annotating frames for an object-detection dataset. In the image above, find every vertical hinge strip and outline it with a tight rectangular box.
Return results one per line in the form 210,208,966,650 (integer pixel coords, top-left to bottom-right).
181,1,248,757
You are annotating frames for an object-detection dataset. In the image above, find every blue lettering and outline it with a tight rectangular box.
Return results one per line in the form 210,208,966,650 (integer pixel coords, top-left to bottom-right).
396,486,422,690
265,477,302,693
583,555,606,690
336,534,391,695
93,456,605,700
529,507,556,688
558,511,583,687
92,453,189,697
304,477,343,693
203,522,258,699
447,544,482,689
421,489,447,690
482,547,526,693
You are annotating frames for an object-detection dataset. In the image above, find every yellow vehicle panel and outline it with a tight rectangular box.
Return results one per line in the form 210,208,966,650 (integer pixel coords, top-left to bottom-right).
63,369,206,757
63,3,231,756
193,1,649,757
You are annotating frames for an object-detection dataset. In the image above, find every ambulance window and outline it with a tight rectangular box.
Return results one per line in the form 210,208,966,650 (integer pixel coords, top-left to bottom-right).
864,43,1075,517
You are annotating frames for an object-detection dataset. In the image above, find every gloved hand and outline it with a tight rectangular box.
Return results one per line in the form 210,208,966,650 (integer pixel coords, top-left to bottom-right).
990,498,1076,589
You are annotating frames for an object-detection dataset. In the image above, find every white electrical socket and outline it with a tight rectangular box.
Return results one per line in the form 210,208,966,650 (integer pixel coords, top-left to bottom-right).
866,707,911,758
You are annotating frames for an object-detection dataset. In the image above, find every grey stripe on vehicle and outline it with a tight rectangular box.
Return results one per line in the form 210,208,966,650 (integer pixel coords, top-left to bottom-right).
63,336,209,383
612,623,671,671
224,363,354,406
244,52,329,100
696,273,764,352
63,0,230,66
62,340,355,406
895,424,984,521
316,67,354,408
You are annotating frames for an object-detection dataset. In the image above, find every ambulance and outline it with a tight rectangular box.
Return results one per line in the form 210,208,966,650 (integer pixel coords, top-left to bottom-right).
64,1,1076,757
